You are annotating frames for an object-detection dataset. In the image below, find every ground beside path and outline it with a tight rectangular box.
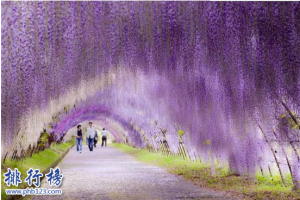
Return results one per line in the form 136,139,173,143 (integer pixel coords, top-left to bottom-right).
32,144,234,200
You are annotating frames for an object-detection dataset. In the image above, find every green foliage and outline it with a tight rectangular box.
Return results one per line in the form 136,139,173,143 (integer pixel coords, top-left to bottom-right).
256,173,294,187
205,139,211,145
112,143,298,200
280,111,300,130
37,132,50,149
64,106,70,113
177,129,184,137
40,132,49,143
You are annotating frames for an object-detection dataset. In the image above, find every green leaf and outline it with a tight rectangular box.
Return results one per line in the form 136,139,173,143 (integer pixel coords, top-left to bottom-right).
177,129,184,137
205,140,211,145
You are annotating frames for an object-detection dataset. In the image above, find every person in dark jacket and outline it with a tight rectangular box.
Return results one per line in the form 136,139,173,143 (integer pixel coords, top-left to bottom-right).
75,125,83,153
94,130,98,148
101,128,108,147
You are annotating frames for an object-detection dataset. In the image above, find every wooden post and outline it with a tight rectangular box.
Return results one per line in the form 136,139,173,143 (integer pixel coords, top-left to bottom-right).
26,145,31,157
178,142,186,160
2,152,8,164
20,149,25,160
181,143,191,160
155,140,160,153
268,164,273,177
260,165,264,176
177,144,182,158
281,101,300,162
31,145,36,157
11,149,18,160
273,130,298,189
259,125,286,186
281,101,300,130
164,140,171,156
160,141,165,154
194,152,198,162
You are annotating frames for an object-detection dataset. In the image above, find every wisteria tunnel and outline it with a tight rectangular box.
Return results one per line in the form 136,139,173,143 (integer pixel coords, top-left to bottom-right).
1,1,300,195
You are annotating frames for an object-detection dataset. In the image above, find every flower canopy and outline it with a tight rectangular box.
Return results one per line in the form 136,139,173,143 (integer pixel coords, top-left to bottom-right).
1,2,299,177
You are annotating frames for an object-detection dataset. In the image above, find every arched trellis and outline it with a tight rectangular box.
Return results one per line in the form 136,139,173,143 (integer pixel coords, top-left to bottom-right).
1,1,300,188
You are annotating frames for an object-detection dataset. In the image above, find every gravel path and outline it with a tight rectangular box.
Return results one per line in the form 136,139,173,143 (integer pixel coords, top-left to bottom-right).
32,145,233,200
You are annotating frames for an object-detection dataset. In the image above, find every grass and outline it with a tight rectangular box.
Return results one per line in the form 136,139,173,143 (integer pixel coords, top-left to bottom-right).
112,143,300,200
1,140,74,200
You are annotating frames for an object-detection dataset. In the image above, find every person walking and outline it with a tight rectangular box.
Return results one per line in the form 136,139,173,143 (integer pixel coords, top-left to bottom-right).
75,125,83,153
86,128,89,147
86,122,96,151
94,130,98,148
101,128,108,147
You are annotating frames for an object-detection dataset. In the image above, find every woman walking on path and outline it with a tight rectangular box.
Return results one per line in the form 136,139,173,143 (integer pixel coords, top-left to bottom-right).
75,125,83,153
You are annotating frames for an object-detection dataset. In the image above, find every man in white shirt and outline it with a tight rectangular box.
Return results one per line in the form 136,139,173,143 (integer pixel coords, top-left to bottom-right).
101,128,108,147
86,122,96,151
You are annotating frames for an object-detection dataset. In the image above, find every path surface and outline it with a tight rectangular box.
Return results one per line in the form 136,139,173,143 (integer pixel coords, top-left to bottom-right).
33,145,233,200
